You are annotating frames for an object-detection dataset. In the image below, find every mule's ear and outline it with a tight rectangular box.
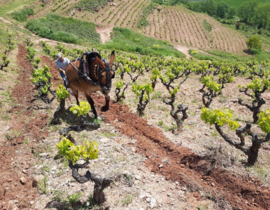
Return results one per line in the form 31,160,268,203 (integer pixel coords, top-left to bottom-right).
95,56,105,68
109,50,115,66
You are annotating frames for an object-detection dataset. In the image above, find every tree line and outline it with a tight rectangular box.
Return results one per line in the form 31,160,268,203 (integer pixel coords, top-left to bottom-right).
155,0,270,30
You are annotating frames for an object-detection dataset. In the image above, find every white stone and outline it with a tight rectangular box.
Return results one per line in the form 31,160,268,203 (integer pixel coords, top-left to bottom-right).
20,177,27,184
139,192,151,199
150,198,157,208
134,175,141,180
51,166,57,171
100,138,109,143
39,153,49,157
76,160,85,165
34,174,44,182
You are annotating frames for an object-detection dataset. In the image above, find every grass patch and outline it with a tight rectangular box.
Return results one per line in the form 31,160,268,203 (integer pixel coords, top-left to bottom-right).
138,2,157,28
122,194,134,206
25,14,100,44
73,0,107,12
100,27,185,58
151,91,162,100
189,50,221,61
11,7,33,22
0,23,17,54
38,176,48,194
101,132,117,138
206,50,242,60
253,51,270,61
68,192,82,204
0,0,36,16
206,49,270,62
203,19,212,32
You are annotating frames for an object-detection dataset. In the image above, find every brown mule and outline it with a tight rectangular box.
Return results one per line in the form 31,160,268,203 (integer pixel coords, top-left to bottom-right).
65,51,115,118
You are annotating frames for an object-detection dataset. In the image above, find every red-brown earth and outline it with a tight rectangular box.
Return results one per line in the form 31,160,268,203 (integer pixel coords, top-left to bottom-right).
92,95,270,210
0,45,51,209
1,47,270,209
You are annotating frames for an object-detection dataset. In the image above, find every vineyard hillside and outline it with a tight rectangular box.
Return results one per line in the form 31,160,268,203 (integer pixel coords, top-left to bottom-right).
143,6,247,53
30,0,248,54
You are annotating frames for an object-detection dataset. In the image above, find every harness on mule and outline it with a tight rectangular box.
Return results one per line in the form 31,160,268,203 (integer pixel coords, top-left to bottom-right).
68,51,113,90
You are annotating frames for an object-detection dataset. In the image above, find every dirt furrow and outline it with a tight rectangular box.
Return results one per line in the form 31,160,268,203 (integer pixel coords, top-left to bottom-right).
41,56,62,87
92,95,270,210
0,44,50,209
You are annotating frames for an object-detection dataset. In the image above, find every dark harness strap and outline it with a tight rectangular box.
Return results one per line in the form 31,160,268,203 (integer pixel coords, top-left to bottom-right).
68,60,98,86
68,52,111,89
100,59,112,89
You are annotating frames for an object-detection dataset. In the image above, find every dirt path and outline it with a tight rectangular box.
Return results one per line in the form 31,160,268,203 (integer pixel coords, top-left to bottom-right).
0,17,12,24
92,95,270,210
0,16,25,29
174,44,191,59
0,44,50,209
95,26,114,44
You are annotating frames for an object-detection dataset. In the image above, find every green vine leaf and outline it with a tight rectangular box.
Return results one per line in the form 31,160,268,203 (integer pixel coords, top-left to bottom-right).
201,107,239,130
56,137,99,164
258,110,270,133
69,101,91,117
56,84,69,102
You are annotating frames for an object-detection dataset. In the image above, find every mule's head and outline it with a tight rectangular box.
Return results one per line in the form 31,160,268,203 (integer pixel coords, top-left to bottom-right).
95,50,115,94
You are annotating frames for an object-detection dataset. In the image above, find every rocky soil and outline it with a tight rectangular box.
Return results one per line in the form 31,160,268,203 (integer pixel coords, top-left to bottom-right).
1,42,270,210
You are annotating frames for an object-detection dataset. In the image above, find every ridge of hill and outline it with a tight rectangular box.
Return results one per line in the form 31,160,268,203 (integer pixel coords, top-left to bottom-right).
28,0,248,55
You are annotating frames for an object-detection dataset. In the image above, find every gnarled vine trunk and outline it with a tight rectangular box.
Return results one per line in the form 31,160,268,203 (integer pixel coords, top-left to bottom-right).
69,160,113,204
214,123,270,165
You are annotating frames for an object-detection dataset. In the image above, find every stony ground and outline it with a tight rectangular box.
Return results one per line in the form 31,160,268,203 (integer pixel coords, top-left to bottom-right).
1,39,270,210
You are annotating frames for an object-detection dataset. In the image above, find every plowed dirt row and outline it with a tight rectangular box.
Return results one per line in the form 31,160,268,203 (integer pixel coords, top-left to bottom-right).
3,47,269,210
40,56,62,87
92,95,270,210
0,45,50,209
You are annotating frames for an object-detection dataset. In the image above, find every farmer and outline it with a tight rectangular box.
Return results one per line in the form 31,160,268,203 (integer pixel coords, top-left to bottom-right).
56,53,72,94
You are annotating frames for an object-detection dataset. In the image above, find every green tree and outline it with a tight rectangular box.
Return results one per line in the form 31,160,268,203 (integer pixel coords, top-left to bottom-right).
217,2,229,18
253,3,270,29
201,0,217,16
170,0,188,5
238,0,258,24
246,35,262,52
187,2,202,13
227,6,236,19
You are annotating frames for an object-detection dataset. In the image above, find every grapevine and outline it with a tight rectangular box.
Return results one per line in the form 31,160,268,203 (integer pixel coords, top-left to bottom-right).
56,137,99,164
132,83,153,115
70,101,91,117
201,108,270,165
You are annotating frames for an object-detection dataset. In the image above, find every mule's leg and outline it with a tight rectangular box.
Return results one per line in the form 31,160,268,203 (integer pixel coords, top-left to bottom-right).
70,87,80,105
101,94,110,112
75,90,79,105
85,93,98,119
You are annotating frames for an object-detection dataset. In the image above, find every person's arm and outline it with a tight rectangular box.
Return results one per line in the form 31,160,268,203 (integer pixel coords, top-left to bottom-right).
56,60,66,74
58,68,66,74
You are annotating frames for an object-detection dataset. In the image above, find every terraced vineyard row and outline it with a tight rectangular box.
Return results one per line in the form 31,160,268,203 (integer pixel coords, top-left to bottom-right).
93,0,148,29
51,0,72,12
143,6,247,53
44,0,247,53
